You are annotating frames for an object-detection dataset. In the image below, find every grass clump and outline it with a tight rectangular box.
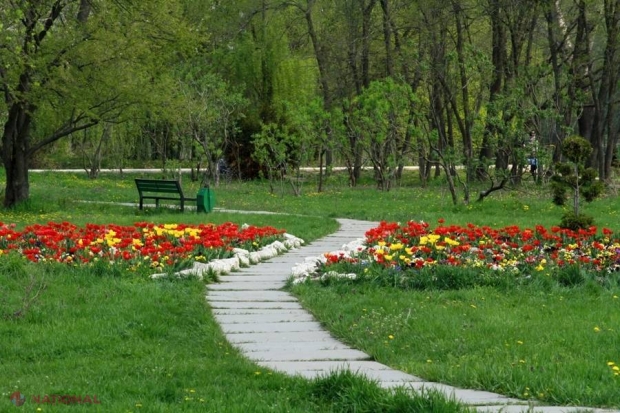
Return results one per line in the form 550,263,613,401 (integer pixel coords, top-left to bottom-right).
309,370,472,413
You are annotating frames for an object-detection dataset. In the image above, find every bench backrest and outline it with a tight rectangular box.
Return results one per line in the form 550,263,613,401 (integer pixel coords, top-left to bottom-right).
135,179,185,197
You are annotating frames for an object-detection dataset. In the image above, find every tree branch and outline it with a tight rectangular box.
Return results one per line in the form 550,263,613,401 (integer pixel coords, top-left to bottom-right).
28,118,99,155
477,176,508,202
34,1,66,48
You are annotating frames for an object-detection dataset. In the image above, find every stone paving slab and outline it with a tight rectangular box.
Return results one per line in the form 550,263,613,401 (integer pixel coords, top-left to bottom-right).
208,301,304,310
474,406,616,413
206,291,297,301
286,247,334,251
214,312,315,324
217,275,287,282
258,360,424,383
207,282,284,291
232,268,281,273
284,369,425,383
219,321,325,333
235,341,353,352
344,369,424,383
258,360,397,372
399,382,523,405
264,257,311,264
225,331,337,343
212,309,310,315
243,348,370,362
285,248,334,253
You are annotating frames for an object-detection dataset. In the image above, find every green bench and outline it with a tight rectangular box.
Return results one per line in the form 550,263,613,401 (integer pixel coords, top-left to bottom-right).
135,179,196,212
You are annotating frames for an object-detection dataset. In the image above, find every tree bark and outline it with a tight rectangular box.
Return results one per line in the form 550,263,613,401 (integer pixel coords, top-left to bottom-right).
2,103,33,207
380,0,394,77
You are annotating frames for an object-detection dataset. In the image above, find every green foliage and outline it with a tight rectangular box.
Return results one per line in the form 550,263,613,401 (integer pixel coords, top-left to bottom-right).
319,263,505,291
402,266,499,291
554,265,586,287
346,78,418,190
175,68,248,185
251,122,290,192
1,0,199,205
551,136,604,223
562,136,593,164
559,211,595,231
550,179,568,206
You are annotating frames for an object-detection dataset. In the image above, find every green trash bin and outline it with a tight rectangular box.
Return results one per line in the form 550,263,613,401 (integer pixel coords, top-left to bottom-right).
196,186,215,213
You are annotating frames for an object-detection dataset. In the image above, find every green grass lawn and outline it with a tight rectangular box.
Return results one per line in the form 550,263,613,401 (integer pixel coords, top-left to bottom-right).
291,281,620,408
2,170,620,410
1,258,316,412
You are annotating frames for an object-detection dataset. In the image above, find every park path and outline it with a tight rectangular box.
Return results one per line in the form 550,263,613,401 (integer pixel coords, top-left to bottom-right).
205,218,619,413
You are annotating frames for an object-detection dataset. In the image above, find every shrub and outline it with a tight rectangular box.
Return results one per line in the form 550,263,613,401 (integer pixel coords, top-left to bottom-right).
559,211,594,231
551,136,604,228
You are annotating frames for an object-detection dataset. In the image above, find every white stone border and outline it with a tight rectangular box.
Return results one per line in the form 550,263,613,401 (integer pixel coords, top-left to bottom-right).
290,238,367,284
151,232,305,280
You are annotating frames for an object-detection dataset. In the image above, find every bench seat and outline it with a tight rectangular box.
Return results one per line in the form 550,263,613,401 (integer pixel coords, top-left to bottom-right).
135,179,196,212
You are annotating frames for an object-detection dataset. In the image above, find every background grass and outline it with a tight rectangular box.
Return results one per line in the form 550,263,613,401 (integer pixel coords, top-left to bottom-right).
14,170,620,230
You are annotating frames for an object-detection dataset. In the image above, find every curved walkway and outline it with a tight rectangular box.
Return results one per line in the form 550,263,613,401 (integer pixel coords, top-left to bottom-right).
206,218,619,413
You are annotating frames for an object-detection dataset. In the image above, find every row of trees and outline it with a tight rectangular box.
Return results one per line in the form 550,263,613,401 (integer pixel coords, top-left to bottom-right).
2,0,620,207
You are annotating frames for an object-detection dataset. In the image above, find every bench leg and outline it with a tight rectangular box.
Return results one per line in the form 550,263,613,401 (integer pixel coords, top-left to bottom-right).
139,198,143,210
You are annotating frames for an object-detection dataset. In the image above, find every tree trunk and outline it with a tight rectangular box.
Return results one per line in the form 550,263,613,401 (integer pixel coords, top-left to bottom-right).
380,0,394,77
479,0,505,179
304,0,335,169
2,103,33,207
318,149,324,192
77,0,92,23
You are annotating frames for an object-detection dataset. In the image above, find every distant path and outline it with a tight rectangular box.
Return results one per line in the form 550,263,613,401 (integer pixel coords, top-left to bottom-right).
30,166,422,174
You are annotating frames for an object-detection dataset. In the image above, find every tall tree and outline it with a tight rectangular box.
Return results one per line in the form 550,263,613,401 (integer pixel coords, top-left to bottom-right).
0,0,190,207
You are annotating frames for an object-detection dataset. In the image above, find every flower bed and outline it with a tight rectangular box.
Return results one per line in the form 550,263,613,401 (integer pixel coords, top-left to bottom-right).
294,220,620,289
0,221,287,275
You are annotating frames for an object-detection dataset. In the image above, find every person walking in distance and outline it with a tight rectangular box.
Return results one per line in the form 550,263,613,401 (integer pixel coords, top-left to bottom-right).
526,131,538,179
